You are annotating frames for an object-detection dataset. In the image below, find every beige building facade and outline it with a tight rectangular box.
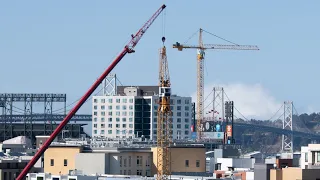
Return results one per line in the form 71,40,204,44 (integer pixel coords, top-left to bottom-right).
44,144,206,176
270,167,320,180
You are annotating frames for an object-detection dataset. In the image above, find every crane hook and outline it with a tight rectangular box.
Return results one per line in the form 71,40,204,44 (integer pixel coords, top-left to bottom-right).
162,37,166,44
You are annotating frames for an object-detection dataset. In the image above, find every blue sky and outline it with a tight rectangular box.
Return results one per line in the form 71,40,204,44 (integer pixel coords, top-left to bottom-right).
1,1,320,122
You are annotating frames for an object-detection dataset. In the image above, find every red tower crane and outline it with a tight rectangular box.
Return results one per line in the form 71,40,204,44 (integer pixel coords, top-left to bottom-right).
16,4,166,180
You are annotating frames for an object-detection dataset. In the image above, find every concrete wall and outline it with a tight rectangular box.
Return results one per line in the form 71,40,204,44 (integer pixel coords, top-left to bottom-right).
151,147,206,175
109,151,152,176
44,146,82,175
254,164,273,180
75,153,109,175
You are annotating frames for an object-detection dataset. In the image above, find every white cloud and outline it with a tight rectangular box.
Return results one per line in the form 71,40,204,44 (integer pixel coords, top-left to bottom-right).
191,82,283,120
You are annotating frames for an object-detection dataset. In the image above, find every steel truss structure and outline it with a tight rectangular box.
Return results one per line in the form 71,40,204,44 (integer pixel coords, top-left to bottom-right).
103,74,117,96
282,101,293,152
0,93,66,143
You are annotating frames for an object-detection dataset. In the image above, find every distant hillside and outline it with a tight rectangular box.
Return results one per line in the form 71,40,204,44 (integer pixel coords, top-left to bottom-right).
233,113,320,153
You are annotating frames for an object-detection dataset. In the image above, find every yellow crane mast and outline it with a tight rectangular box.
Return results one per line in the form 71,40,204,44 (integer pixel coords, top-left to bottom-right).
173,28,259,140
157,37,172,180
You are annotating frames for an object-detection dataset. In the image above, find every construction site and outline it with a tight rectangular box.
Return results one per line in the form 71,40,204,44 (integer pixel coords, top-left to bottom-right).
2,2,320,180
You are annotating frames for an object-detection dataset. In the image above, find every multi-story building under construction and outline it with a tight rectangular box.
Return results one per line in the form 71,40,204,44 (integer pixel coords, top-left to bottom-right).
92,86,193,140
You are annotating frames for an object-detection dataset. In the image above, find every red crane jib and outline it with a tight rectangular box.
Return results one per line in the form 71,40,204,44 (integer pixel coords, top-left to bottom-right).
16,4,166,180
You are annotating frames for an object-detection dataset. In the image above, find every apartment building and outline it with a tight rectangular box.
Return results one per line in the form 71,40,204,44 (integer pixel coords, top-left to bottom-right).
301,144,320,169
92,86,193,140
44,142,206,176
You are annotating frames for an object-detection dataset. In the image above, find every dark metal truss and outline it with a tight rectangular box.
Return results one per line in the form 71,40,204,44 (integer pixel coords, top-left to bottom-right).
0,93,67,143
0,114,91,122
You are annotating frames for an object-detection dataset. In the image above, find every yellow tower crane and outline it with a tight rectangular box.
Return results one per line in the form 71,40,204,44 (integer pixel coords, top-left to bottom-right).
157,37,172,180
173,28,259,140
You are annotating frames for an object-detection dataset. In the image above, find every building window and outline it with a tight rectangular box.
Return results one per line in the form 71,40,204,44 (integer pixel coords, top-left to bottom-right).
129,156,132,167
137,170,142,175
129,105,133,110
108,112,112,116
101,99,105,103
177,112,181,117
185,99,190,104
185,112,189,117
94,99,98,103
129,130,133,134
116,130,120,134
317,151,320,162
129,112,133,116
64,159,68,166
185,118,189,123
93,117,97,122
108,105,112,110
185,124,189,129
124,158,127,167
177,106,181,111
116,124,120,128
128,170,131,175
116,105,120,110
101,105,105,110
196,160,200,167
93,124,97,128
122,124,126,128
185,131,189,135
119,156,122,167
177,99,181,104
124,170,127,175
50,159,54,166
122,118,126,122
116,118,120,122
101,124,105,128
101,112,105,116
116,111,120,116
129,117,133,122
108,99,112,103
116,99,120,103
305,153,308,162
93,130,97,134
108,130,112,134
129,99,133,103
123,98,127,103
185,106,189,111
93,112,97,116
122,111,127,116
94,105,97,110
177,118,181,123
177,124,181,129
108,118,112,122
137,156,142,166
185,160,189,167
122,105,127,110
120,170,122,175
101,130,105,134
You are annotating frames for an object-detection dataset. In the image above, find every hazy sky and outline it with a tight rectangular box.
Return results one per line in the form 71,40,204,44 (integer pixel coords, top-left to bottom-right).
1,1,320,123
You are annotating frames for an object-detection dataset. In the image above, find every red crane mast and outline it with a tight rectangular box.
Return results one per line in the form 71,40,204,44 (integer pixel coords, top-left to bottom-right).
16,4,166,180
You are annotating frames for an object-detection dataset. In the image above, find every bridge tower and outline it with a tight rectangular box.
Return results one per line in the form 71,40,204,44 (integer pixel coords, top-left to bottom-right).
211,87,225,122
103,74,117,96
282,101,293,152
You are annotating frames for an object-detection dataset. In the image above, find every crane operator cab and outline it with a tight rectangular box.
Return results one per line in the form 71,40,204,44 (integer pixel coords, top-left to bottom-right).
159,86,171,98
197,49,205,60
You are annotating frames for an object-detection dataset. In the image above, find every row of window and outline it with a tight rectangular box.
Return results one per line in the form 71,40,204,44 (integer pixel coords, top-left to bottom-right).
185,160,201,167
119,169,150,176
94,98,134,104
154,105,190,111
153,118,191,123
93,123,134,128
153,124,190,129
153,111,190,117
93,129,134,135
50,159,67,166
93,111,134,116
94,105,134,110
119,156,150,167
152,130,190,135
155,99,191,105
94,117,134,122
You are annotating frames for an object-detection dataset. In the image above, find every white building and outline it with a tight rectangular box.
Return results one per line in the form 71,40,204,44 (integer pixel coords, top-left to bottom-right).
92,86,193,140
300,144,320,169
